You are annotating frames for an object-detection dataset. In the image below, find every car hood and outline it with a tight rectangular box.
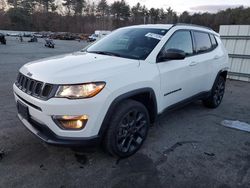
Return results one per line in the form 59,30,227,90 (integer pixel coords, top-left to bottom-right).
20,52,140,84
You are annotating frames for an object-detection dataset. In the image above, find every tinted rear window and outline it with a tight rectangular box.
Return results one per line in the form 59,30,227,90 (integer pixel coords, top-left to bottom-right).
194,31,212,53
210,34,218,48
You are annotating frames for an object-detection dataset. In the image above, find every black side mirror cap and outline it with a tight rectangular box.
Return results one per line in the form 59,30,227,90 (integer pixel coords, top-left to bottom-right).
157,49,186,62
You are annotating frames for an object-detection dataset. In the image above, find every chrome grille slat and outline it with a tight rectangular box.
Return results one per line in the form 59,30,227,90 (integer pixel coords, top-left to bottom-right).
28,80,35,94
15,73,53,100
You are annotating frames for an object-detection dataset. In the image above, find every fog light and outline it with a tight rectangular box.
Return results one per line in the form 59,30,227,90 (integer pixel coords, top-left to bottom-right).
53,115,88,130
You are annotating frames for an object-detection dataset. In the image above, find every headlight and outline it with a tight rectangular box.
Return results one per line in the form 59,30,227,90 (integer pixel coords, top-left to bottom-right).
55,82,105,99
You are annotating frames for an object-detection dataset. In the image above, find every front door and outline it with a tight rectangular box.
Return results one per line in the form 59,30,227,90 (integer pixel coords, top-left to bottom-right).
157,30,200,109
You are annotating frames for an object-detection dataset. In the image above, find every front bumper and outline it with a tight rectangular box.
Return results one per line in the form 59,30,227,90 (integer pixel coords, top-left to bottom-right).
13,83,111,143
18,114,100,146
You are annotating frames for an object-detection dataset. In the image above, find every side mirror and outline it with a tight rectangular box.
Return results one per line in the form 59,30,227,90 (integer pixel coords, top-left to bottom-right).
157,49,186,62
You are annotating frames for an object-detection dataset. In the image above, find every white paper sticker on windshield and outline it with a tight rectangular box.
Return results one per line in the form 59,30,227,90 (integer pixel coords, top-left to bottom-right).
145,33,163,40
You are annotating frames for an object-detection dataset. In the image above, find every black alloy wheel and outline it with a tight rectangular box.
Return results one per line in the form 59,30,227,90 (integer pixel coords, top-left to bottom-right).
104,100,150,158
116,109,148,154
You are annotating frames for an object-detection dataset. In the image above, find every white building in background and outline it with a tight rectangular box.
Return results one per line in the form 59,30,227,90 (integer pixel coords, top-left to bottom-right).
219,25,250,82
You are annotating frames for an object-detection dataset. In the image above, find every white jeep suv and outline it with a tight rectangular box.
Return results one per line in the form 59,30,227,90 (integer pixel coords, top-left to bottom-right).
13,24,229,157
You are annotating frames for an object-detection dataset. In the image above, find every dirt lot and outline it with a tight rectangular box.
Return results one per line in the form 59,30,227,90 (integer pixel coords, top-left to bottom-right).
0,36,250,188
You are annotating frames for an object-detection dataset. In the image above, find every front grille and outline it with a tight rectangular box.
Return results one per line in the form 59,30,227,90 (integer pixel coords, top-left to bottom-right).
15,73,56,100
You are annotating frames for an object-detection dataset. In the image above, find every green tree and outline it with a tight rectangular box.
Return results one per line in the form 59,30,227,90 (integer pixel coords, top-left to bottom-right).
97,0,109,16
164,7,177,23
7,0,36,13
110,0,130,28
96,0,109,29
179,11,191,23
84,0,95,16
131,2,144,23
62,0,74,15
111,0,130,20
149,8,159,24
40,0,57,13
7,0,22,9
74,0,85,15
7,7,31,29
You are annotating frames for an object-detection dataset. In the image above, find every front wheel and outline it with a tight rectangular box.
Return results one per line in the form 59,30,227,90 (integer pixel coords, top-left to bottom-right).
203,76,226,108
103,100,150,158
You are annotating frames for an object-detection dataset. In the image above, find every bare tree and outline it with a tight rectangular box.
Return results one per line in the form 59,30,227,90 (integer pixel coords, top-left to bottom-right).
96,0,109,29
2,0,250,33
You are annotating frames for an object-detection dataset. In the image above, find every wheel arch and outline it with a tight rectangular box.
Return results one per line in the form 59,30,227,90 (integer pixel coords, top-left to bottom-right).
219,70,228,80
98,88,158,137
206,69,228,97
213,69,228,88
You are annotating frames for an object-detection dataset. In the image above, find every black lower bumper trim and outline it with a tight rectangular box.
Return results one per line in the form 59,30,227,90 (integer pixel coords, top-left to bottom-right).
21,117,100,147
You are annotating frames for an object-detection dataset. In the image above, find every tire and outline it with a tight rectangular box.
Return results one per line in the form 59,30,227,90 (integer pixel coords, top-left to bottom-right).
203,76,225,108
103,99,150,158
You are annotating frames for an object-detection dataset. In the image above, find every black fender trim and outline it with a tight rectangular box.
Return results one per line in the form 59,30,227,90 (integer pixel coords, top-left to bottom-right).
216,69,228,80
212,69,228,90
98,87,158,138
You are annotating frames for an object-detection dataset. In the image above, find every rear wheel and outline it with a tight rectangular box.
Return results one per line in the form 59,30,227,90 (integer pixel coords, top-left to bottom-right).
103,100,149,158
203,76,225,108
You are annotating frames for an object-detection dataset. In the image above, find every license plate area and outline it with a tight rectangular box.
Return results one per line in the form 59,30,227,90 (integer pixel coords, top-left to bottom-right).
17,100,30,120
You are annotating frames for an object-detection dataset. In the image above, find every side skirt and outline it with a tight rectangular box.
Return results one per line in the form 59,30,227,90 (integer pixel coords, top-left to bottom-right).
158,91,211,118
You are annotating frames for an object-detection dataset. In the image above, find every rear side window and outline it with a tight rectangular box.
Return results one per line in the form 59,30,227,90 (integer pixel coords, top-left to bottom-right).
162,30,193,56
193,31,212,53
210,34,218,48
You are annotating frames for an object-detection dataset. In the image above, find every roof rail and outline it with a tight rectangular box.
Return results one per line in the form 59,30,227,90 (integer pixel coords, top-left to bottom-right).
172,23,213,31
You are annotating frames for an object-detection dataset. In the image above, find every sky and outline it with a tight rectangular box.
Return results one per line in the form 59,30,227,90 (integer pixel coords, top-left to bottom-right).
1,0,250,14
108,0,250,13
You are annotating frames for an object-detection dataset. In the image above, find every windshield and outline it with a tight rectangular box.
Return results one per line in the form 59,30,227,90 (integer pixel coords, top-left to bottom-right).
86,28,168,60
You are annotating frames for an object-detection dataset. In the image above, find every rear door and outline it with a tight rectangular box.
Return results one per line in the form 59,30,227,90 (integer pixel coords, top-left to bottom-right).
191,31,215,92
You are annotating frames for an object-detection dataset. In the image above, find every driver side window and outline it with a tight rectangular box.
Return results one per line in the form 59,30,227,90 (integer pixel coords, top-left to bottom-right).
162,30,193,56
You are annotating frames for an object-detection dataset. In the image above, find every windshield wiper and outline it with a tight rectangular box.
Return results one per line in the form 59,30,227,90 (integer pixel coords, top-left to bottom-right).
88,51,121,57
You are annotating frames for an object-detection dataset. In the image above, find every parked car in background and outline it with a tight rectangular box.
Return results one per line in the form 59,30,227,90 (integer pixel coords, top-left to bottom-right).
33,33,43,38
44,38,55,48
28,36,38,42
6,32,20,37
88,33,98,42
88,30,111,42
14,24,229,158
0,33,6,44
23,33,33,37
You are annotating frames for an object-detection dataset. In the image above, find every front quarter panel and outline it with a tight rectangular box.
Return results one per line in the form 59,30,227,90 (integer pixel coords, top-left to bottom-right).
103,60,161,113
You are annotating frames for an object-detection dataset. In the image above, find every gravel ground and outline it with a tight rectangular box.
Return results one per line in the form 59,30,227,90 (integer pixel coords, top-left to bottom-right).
0,36,250,188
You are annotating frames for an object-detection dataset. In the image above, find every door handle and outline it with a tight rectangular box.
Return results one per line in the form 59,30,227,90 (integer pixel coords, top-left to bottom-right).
189,61,198,66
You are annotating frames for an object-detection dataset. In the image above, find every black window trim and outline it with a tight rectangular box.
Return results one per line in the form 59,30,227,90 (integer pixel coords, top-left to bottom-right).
156,29,194,63
192,30,218,55
209,33,218,50
156,29,219,63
